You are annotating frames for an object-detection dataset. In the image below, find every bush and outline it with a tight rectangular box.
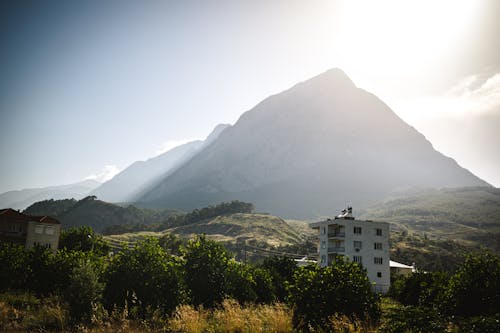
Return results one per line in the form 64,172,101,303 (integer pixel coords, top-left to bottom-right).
446,252,500,317
287,258,380,331
183,235,233,307
65,258,104,323
389,271,449,308
456,314,500,333
60,226,110,255
103,238,186,317
379,304,447,333
260,256,297,302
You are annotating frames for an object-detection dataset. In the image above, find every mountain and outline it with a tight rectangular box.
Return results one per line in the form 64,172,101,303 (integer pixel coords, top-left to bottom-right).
91,124,230,203
23,196,180,232
0,180,100,210
137,68,489,218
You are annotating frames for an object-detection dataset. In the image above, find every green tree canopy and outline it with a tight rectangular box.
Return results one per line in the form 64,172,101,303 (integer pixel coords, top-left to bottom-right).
103,238,186,317
287,258,380,330
183,235,233,307
59,226,109,255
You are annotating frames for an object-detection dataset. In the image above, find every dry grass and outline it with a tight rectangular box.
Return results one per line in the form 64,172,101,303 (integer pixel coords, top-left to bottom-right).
166,299,293,333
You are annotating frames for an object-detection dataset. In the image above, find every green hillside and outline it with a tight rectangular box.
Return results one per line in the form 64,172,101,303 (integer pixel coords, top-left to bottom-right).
359,187,500,253
23,196,180,232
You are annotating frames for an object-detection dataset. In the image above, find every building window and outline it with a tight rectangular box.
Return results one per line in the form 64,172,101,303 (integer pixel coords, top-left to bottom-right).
321,255,326,263
321,240,326,249
377,272,382,278
35,225,44,234
376,228,382,236
374,242,383,250
354,227,362,234
353,256,362,264
374,257,383,265
353,241,362,249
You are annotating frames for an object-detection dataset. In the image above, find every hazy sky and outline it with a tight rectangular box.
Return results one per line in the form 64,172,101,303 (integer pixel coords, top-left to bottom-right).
1,0,499,192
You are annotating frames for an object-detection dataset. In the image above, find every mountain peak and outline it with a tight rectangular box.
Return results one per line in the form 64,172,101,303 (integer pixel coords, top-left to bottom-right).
313,68,355,87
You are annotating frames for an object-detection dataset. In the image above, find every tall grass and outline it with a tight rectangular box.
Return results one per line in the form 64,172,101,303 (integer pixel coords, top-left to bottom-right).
167,299,293,333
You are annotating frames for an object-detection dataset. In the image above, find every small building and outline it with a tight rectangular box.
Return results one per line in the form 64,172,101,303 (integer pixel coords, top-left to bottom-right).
310,207,390,293
0,208,61,251
390,260,415,277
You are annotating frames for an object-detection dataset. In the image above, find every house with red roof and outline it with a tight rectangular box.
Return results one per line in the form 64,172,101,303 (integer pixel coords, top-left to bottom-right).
0,208,61,251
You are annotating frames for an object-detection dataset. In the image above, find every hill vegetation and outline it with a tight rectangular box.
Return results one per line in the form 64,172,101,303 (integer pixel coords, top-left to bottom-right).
361,187,500,253
23,196,180,232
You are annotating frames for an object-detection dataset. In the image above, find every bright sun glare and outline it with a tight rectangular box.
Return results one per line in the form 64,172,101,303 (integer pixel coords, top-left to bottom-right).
335,0,481,92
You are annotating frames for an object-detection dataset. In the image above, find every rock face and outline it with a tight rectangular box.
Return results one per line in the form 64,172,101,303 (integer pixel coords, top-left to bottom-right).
137,69,489,218
91,124,229,203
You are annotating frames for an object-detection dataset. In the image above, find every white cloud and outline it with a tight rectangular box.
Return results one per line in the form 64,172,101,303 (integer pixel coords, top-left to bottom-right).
154,138,200,156
85,165,121,183
393,72,500,123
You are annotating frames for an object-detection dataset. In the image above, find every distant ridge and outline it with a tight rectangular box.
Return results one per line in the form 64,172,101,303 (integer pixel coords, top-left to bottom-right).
0,180,100,210
91,123,230,203
136,68,489,218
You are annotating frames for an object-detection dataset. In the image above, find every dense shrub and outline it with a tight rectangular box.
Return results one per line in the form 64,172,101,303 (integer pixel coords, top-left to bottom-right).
287,258,380,331
183,235,232,307
389,271,449,308
103,238,186,317
60,226,110,255
446,252,500,317
380,305,447,333
260,256,298,302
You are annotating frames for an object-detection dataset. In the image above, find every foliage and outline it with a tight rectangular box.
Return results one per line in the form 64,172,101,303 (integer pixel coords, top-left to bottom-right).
183,235,232,307
24,197,179,232
379,304,447,333
446,251,500,317
60,226,110,255
260,256,298,302
65,258,104,323
455,314,500,333
389,271,449,308
103,238,186,317
158,232,185,255
157,200,254,230
0,243,29,291
287,258,380,331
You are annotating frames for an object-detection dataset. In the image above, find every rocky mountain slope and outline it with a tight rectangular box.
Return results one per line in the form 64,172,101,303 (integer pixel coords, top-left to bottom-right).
137,69,488,218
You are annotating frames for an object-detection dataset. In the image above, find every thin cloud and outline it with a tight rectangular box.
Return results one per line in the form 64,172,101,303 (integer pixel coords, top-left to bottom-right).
85,165,121,183
445,72,500,114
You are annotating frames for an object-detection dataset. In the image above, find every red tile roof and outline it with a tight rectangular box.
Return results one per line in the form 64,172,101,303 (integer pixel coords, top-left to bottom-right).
0,208,60,224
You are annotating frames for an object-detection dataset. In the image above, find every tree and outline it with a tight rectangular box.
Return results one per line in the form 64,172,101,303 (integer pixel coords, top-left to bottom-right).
0,243,29,291
65,258,104,323
59,226,110,255
158,233,185,255
389,271,449,308
287,258,380,331
260,256,297,302
446,252,500,317
103,238,186,317
183,235,232,307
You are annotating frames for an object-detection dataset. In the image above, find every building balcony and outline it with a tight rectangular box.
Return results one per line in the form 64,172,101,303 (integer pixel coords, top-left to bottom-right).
327,247,345,253
328,232,345,238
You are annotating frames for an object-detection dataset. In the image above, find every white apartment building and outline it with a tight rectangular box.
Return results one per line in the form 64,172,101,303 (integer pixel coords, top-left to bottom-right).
310,207,390,293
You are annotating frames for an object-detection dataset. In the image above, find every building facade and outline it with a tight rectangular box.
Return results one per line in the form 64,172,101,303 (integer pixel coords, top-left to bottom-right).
0,208,61,251
310,207,390,293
